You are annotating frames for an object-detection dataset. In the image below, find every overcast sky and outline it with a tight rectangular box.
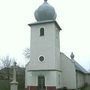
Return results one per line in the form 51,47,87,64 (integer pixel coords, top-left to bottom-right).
0,0,90,71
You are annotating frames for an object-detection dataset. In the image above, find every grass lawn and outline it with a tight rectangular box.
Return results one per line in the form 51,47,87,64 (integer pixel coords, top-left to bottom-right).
81,86,90,90
0,80,24,90
84,86,90,90
0,80,10,90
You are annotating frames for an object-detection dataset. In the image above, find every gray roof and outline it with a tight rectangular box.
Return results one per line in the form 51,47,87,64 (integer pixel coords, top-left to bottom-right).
74,60,88,74
29,20,62,30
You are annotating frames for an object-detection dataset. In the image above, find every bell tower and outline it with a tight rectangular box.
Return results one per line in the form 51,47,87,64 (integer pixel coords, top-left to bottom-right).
25,0,62,90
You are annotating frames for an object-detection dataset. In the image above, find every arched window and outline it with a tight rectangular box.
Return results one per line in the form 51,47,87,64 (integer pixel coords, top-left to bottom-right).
40,28,44,36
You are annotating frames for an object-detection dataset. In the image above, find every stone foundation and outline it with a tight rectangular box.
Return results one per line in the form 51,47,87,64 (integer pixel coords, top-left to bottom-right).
47,86,56,90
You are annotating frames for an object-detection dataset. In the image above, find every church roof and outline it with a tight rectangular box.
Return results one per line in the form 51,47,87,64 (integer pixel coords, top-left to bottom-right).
29,20,62,30
60,52,88,74
74,61,88,74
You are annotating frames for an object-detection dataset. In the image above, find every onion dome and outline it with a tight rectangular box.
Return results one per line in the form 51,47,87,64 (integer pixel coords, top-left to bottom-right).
34,0,57,21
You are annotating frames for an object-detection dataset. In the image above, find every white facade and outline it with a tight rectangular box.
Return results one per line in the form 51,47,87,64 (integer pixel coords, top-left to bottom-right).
25,21,62,90
85,74,90,85
60,53,88,89
25,70,62,88
76,71,85,89
29,21,61,71
60,53,76,89
25,62,62,89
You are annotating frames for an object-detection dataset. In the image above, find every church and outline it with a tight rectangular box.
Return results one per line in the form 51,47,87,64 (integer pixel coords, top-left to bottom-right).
25,0,90,90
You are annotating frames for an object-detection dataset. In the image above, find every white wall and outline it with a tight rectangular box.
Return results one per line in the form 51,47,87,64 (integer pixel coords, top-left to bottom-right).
60,53,76,89
25,21,62,89
25,70,62,88
76,71,85,88
29,21,61,70
85,74,90,85
55,26,61,70
56,71,62,89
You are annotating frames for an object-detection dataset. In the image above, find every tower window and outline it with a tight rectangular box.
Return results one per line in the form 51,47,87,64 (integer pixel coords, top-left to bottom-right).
40,28,44,36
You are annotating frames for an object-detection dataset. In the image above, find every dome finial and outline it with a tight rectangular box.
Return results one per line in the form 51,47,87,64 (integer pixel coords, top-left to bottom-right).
44,0,47,2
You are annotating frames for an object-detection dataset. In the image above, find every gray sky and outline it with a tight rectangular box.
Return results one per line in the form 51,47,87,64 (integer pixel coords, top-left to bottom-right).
0,0,90,71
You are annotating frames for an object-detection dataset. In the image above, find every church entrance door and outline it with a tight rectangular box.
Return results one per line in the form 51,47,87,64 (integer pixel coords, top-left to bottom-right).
38,75,46,90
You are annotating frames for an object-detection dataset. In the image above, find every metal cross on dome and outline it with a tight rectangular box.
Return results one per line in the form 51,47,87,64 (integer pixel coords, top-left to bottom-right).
44,0,48,2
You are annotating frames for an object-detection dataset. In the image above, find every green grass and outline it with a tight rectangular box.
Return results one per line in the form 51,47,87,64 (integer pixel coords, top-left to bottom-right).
81,86,90,90
0,80,10,90
0,80,24,90
84,86,90,90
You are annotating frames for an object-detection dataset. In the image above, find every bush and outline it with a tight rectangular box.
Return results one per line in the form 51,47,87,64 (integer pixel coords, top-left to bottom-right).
62,87,68,90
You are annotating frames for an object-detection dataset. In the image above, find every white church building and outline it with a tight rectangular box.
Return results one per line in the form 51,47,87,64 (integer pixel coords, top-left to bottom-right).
25,0,90,90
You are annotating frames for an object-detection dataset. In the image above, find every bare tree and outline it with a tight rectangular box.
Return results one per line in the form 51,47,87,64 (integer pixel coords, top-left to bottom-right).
24,48,30,59
1,56,11,68
0,56,14,80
